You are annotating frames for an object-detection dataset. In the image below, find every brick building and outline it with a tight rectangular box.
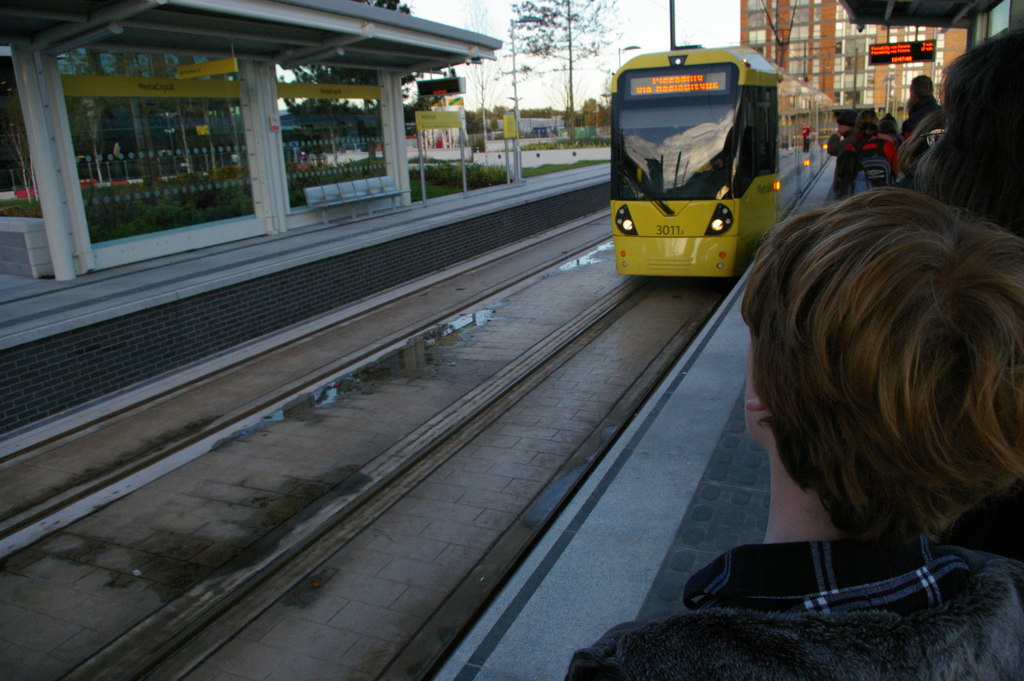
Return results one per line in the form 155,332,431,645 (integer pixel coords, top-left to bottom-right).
740,0,967,116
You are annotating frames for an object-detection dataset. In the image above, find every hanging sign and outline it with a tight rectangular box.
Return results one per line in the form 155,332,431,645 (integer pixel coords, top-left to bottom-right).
176,57,239,79
417,77,465,97
869,41,936,65
276,82,381,100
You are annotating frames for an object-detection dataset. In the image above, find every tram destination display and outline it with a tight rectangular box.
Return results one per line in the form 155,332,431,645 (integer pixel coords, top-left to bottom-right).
869,41,935,65
627,69,730,97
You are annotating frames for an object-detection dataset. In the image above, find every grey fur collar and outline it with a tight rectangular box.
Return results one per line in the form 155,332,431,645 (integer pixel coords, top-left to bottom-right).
567,553,1024,681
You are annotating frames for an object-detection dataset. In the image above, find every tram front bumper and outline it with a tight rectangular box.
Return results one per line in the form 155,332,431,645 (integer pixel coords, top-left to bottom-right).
614,235,739,277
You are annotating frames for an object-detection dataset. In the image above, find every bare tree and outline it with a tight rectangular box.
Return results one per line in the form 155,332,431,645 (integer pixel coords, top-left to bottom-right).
463,2,503,141
513,0,619,140
755,0,795,71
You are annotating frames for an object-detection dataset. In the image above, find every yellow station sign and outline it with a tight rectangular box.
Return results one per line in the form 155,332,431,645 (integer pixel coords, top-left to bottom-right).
503,114,519,139
62,75,240,98
176,57,239,79
415,110,463,130
275,82,380,100
62,75,381,101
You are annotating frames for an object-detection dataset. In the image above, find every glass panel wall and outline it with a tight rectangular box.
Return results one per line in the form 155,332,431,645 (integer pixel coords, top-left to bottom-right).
277,65,385,209
60,51,252,243
0,57,34,210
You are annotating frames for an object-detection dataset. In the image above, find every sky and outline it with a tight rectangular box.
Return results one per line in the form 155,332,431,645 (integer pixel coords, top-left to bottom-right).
403,0,740,110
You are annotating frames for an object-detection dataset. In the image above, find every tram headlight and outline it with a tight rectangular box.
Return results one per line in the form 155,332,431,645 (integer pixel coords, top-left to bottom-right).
615,205,637,235
704,203,733,236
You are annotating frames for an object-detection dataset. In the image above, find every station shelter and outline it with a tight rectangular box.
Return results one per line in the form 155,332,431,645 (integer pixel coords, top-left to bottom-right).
0,0,500,280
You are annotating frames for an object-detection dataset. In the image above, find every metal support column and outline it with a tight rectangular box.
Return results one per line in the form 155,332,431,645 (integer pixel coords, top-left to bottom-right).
379,71,411,205
11,47,93,279
238,59,288,235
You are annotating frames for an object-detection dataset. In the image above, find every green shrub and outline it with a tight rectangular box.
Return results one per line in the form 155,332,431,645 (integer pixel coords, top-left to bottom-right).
521,138,610,151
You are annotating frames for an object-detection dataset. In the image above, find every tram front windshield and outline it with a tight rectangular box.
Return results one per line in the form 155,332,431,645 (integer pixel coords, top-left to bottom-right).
613,64,739,202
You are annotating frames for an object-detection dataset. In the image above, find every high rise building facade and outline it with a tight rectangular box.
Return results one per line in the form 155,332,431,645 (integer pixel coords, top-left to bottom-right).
740,0,967,116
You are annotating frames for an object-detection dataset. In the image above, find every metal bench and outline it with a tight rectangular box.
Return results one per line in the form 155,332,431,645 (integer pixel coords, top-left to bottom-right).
303,176,410,226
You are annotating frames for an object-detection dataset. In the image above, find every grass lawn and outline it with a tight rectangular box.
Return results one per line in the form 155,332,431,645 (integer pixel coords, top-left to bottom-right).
523,160,607,177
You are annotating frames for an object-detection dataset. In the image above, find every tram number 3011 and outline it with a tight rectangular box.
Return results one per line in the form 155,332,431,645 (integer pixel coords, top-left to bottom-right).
656,224,684,235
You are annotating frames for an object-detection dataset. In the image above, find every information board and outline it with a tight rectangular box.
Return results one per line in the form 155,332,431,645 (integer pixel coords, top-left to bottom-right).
869,41,936,65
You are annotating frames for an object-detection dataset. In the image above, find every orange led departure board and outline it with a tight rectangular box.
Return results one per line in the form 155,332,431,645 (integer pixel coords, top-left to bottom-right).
628,70,729,96
869,41,936,65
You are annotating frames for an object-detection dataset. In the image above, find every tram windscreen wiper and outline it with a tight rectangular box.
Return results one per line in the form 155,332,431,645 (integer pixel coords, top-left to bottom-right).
654,199,676,215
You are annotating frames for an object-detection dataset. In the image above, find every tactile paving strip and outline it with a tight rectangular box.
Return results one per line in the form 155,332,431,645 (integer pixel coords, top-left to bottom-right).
637,390,770,621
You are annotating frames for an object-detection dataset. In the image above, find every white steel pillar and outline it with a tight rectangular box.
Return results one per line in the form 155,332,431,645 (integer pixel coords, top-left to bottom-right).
238,59,288,235
11,46,93,279
378,71,411,204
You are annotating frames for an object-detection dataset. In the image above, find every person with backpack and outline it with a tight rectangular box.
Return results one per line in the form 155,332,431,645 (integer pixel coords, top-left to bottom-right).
857,121,898,188
835,120,898,194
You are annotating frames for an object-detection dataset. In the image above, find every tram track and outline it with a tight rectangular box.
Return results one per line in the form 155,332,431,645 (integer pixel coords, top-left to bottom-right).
0,216,728,681
0,216,613,557
65,273,651,681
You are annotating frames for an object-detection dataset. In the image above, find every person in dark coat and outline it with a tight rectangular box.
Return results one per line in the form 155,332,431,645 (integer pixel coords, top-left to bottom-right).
826,110,857,199
566,190,1024,681
900,75,941,139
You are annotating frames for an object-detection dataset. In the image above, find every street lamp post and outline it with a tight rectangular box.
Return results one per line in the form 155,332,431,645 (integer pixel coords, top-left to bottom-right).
509,15,542,183
883,71,896,116
618,45,641,68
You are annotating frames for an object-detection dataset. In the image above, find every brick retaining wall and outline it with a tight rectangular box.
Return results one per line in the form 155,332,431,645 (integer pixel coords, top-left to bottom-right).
0,183,609,435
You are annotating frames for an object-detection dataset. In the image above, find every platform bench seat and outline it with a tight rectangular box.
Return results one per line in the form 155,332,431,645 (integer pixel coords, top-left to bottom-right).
303,176,410,226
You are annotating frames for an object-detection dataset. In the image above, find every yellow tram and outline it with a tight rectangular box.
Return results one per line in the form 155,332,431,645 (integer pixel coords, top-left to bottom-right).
611,47,832,276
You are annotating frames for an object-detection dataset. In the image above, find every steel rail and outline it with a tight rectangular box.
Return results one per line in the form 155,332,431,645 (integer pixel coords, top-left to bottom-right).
62,274,649,681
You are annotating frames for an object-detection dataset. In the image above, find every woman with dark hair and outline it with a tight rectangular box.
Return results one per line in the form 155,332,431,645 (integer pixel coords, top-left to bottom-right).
916,30,1024,561
916,30,1024,236
895,109,943,190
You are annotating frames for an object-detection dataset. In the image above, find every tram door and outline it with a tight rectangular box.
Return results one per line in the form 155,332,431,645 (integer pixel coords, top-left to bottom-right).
733,85,779,262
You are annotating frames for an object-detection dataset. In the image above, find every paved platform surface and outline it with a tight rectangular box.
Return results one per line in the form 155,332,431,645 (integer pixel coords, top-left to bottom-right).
430,163,834,681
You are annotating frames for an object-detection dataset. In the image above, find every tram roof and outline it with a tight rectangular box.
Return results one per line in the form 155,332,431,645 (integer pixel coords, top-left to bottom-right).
838,0,977,29
0,0,502,72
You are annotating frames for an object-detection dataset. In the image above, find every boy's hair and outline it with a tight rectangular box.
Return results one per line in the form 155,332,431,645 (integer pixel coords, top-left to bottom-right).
742,188,1024,545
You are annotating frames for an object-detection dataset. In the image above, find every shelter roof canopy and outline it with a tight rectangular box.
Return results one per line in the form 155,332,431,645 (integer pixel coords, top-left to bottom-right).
838,0,978,29
1,0,502,72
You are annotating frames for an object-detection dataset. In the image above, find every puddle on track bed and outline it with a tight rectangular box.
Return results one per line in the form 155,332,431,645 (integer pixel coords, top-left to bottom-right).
554,240,613,274
217,304,505,443
224,239,611,444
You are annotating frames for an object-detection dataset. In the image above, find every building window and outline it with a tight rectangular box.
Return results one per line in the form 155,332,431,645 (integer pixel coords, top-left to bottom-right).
989,0,1011,36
